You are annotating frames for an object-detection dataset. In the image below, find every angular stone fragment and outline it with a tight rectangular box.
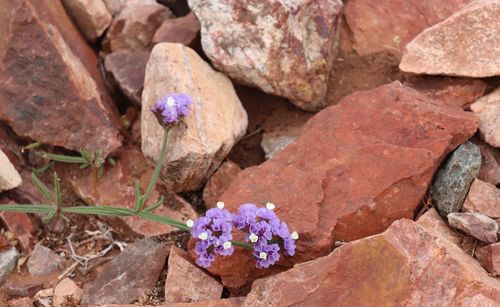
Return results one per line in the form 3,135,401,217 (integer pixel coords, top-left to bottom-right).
0,208,38,252
205,81,478,289
417,208,464,245
81,238,170,305
0,0,122,157
152,13,200,48
0,150,22,192
400,0,500,77
62,0,112,41
27,245,65,276
141,43,248,192
103,1,172,52
476,242,500,276
53,278,83,307
104,51,150,105
189,0,343,110
71,149,197,237
165,247,223,303
471,87,500,148
476,140,500,185
0,248,20,284
464,179,500,218
202,161,241,209
243,219,500,306
448,212,498,243
431,141,482,218
6,298,33,307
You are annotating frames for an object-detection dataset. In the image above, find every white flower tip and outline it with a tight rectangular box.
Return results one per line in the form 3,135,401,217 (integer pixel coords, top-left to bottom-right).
166,96,176,107
186,219,194,228
266,202,275,210
198,232,208,240
223,242,232,249
216,201,225,209
249,233,259,243
291,231,299,240
259,252,267,260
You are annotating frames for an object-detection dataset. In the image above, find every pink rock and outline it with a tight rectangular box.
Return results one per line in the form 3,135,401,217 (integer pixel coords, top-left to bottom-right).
0,209,38,252
165,247,223,303
203,81,478,290
448,212,498,243
243,219,500,306
53,278,83,307
62,0,112,41
471,87,500,148
168,297,244,307
464,179,500,218
400,0,500,77
475,242,500,276
152,13,200,48
202,161,241,209
475,140,500,186
7,298,33,307
27,244,65,276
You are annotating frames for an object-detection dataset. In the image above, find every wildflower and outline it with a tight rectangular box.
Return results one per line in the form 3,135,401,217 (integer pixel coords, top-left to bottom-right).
151,93,191,125
191,206,234,268
233,203,297,268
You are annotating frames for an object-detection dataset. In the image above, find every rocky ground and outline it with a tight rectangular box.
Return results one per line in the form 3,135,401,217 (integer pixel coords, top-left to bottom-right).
0,0,499,306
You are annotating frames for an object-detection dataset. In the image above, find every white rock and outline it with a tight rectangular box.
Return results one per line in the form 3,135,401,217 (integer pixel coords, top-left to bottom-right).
0,149,22,192
0,247,20,283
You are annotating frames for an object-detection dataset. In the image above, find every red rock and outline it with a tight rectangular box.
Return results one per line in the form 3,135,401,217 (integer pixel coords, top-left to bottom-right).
27,244,65,276
207,81,478,289
417,208,465,245
400,0,500,77
81,238,170,305
3,273,56,299
243,219,500,306
471,87,500,148
475,140,500,186
169,297,244,307
104,51,150,105
0,209,38,252
103,2,172,52
152,13,200,48
71,148,197,237
165,246,223,303
202,161,241,209
6,298,33,307
0,0,122,157
53,278,83,307
448,212,498,243
476,242,500,276
405,76,487,109
62,0,112,41
464,179,500,218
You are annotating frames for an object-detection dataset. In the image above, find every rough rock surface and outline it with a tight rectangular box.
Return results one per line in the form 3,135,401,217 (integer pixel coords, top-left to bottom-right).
431,141,481,218
0,209,38,252
53,278,83,307
188,0,343,111
448,212,498,243
464,179,500,218
62,0,112,41
6,298,33,307
400,0,500,77
27,245,64,276
471,87,500,148
165,247,223,303
152,13,200,48
417,207,472,247
104,51,150,105
261,127,301,160
202,161,241,209
205,82,478,289
243,219,500,306
0,0,122,157
103,1,172,52
81,238,170,305
476,140,500,185
475,242,500,276
141,43,248,192
71,149,197,237
0,150,22,192
0,248,20,284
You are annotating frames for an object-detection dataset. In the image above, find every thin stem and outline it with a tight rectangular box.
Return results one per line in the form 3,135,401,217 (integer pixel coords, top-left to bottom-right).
231,240,252,249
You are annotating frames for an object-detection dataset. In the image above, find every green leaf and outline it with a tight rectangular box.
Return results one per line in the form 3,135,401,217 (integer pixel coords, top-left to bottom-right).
23,142,41,150
31,173,52,203
53,172,62,206
97,166,104,178
42,152,86,164
79,162,91,169
107,157,116,166
143,195,164,213
32,161,55,175
133,180,142,212
80,149,91,161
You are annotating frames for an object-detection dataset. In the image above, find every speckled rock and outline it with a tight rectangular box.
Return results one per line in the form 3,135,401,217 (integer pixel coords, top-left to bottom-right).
471,87,500,148
448,212,498,243
62,0,112,41
0,248,20,284
188,0,343,111
400,0,500,77
141,43,248,192
243,219,500,306
0,150,22,192
431,141,481,218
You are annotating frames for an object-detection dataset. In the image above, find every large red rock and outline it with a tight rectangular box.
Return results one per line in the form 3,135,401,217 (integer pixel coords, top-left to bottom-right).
243,219,500,306
400,0,500,77
0,0,122,157
206,82,478,289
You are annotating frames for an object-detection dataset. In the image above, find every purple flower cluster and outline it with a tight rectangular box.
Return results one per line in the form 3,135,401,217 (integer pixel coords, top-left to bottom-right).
151,93,191,125
189,202,297,269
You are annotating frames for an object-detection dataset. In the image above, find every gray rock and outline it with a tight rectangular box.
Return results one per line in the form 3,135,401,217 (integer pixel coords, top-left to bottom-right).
0,247,20,283
431,141,481,217
448,212,498,243
28,244,65,276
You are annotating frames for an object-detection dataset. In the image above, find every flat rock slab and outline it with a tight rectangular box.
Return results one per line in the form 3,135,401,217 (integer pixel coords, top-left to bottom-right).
188,0,343,110
431,141,481,217
27,245,65,276
464,179,500,218
81,238,169,305
471,87,500,148
243,219,500,306
0,0,122,157
205,81,478,289
400,0,500,77
448,212,498,243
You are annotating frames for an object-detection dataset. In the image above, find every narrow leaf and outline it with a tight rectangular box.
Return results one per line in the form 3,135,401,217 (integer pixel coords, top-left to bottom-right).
53,172,62,206
31,173,52,203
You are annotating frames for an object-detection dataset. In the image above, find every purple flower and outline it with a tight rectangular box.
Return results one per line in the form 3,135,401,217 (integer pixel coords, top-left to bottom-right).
189,204,234,268
151,93,191,124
